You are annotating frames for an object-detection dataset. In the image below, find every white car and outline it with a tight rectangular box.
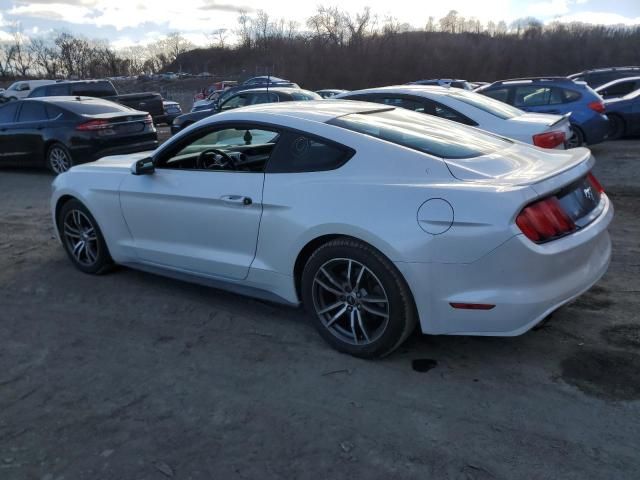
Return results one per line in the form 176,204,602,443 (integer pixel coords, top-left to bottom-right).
0,80,57,101
51,101,613,357
337,85,573,149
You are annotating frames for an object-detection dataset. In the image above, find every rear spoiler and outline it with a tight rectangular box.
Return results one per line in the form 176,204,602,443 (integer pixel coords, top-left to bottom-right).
550,112,571,128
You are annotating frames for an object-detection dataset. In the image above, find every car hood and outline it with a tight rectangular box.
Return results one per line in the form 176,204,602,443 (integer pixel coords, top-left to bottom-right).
444,143,592,186
72,151,153,173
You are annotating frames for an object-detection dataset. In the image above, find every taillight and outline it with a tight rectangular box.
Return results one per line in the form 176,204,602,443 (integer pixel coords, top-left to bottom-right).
516,197,576,243
533,131,566,149
76,119,110,131
588,100,605,113
588,172,604,193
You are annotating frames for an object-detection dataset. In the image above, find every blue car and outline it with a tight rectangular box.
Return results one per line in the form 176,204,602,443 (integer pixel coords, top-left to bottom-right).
603,89,640,140
476,77,609,147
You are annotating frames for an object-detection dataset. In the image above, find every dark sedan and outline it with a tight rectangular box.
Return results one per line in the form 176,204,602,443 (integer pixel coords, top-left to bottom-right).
171,87,320,135
0,97,158,174
604,89,640,139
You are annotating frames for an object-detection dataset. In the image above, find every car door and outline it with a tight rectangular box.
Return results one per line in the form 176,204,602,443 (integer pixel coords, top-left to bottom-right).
12,101,50,165
0,102,23,165
119,123,280,280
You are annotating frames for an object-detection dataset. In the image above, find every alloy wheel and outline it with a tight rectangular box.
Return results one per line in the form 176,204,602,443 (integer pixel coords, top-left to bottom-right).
49,146,71,174
311,258,390,346
62,209,99,266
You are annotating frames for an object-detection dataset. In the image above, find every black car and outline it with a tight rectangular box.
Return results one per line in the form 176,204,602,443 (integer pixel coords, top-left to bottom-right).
28,79,165,122
172,87,320,135
568,67,640,88
156,100,183,125
0,97,158,174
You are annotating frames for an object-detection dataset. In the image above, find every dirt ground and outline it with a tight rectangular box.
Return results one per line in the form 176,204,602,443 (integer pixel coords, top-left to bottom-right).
0,139,639,480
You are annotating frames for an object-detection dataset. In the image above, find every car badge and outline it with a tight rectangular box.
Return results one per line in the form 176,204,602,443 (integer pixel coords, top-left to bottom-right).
583,186,594,201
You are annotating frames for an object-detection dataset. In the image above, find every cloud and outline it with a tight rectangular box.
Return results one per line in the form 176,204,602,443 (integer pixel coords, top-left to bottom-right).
555,11,640,25
198,0,253,12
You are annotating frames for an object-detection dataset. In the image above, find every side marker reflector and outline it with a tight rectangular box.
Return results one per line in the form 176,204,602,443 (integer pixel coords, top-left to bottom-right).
450,303,496,310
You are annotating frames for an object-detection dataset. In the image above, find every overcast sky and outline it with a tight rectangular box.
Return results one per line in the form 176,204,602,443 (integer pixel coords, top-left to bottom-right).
1,0,639,48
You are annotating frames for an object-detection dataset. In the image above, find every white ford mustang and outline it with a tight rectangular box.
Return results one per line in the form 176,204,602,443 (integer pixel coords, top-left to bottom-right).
51,101,613,357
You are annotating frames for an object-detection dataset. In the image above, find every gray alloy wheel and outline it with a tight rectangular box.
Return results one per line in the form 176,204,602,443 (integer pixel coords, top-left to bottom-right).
311,258,390,346
62,209,99,267
565,126,585,148
48,144,73,174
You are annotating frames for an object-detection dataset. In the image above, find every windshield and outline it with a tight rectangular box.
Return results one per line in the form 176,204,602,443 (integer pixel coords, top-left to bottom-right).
448,90,523,119
328,108,511,159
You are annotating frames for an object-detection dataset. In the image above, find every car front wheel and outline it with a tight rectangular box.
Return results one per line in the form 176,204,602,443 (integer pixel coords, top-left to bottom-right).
301,238,417,358
58,199,112,274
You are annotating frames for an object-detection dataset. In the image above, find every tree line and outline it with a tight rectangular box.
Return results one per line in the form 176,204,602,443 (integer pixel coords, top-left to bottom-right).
1,8,639,88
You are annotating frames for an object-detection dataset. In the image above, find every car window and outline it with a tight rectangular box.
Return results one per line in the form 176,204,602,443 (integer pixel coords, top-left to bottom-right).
378,96,426,112
328,108,511,160
46,84,70,96
249,92,278,105
422,99,477,125
514,86,563,107
158,126,280,172
599,81,636,98
563,89,582,102
448,90,523,120
18,102,49,122
70,82,116,97
0,102,19,123
28,87,46,98
267,131,353,173
67,101,132,115
221,94,250,110
482,88,510,103
291,91,322,100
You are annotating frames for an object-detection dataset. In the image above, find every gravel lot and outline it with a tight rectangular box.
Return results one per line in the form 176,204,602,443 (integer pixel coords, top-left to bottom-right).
0,139,639,479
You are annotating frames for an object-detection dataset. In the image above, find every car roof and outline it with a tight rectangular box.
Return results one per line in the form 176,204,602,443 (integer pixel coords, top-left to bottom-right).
340,85,452,96
572,66,640,75
229,87,311,95
202,100,394,123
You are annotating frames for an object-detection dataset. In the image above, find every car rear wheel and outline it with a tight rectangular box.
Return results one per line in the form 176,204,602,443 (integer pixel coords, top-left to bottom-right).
301,238,417,358
58,199,112,274
565,126,584,148
608,115,625,140
47,143,73,175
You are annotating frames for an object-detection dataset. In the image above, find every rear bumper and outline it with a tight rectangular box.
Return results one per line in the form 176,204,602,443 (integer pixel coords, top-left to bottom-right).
396,194,614,336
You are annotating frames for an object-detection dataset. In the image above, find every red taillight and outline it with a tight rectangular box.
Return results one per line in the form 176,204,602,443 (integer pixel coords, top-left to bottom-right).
516,197,576,243
588,172,604,193
588,101,605,113
76,119,110,131
533,131,566,149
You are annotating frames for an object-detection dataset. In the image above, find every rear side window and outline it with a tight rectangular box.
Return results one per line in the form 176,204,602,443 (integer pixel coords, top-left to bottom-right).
328,108,511,160
70,82,116,97
448,90,522,120
482,88,510,103
46,84,70,96
290,91,321,100
0,103,19,123
18,102,48,122
563,89,582,102
66,100,132,115
29,87,46,98
423,99,478,125
267,131,353,173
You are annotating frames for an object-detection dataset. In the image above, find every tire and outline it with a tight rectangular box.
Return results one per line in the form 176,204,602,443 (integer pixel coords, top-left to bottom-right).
301,238,417,358
608,114,625,141
57,199,113,275
566,126,585,148
47,143,74,175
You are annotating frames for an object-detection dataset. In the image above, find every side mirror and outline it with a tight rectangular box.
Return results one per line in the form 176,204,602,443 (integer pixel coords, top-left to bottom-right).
131,157,155,175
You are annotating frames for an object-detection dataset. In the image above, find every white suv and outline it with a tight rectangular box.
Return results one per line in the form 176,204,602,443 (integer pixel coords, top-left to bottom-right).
0,80,57,101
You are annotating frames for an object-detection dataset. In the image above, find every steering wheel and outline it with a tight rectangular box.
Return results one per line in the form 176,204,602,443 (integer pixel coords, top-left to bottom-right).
196,148,237,170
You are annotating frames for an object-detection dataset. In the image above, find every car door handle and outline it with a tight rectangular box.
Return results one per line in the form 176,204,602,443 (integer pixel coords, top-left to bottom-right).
220,195,252,206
